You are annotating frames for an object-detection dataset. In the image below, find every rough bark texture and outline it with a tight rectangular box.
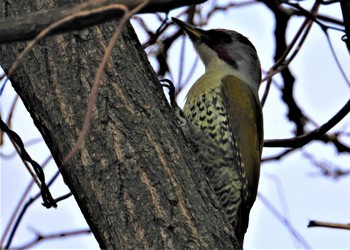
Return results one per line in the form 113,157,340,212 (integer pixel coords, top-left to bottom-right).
1,0,240,249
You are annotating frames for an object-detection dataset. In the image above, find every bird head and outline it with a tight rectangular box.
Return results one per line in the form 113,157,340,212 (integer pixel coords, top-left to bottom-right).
172,17,261,91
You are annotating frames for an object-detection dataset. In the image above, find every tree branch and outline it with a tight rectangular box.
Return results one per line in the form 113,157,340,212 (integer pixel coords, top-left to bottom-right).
13,229,91,249
308,220,350,230
340,1,350,53
265,98,350,148
0,119,56,208
0,0,206,44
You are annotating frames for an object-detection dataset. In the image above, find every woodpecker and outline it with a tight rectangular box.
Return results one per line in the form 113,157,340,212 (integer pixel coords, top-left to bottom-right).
172,18,263,243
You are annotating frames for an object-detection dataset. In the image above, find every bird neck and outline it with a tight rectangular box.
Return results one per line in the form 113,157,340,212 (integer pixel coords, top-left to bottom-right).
204,56,258,93
195,43,259,93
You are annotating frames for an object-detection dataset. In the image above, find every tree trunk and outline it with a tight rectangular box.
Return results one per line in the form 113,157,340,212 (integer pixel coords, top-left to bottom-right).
1,1,240,249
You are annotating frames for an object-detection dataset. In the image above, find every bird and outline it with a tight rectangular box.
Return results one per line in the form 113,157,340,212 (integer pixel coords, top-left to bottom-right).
172,17,263,244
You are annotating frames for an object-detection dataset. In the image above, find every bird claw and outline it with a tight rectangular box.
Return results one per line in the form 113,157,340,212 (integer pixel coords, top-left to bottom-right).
175,107,187,127
160,79,192,138
160,79,177,109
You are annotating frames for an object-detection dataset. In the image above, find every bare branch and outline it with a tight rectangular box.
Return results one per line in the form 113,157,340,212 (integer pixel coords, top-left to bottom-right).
0,119,56,208
1,95,19,140
1,156,52,248
258,193,311,249
320,133,350,153
339,1,350,53
303,152,350,179
0,0,206,44
0,138,43,159
54,192,73,203
262,1,320,135
264,98,350,148
261,148,297,162
308,220,350,230
13,229,91,249
141,14,169,49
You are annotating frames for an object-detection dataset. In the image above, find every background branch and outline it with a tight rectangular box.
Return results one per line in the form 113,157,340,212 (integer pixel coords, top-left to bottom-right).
308,220,350,230
264,98,350,148
0,0,206,44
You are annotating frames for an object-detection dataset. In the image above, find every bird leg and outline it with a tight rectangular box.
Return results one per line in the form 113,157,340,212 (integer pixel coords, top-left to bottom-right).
160,79,187,127
160,79,200,141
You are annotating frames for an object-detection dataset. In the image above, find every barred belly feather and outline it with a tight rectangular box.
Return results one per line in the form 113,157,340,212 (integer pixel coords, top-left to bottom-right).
184,86,245,229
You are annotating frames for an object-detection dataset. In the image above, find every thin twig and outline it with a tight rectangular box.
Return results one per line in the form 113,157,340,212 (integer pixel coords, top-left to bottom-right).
262,3,319,83
308,220,350,230
54,192,73,203
261,148,297,162
177,52,200,98
258,193,312,249
12,229,91,249
264,97,350,148
3,169,59,249
260,78,272,106
1,156,52,249
0,0,206,44
303,151,350,179
5,141,41,187
142,14,170,49
0,119,55,208
0,138,43,159
323,28,350,86
1,95,19,145
177,31,186,88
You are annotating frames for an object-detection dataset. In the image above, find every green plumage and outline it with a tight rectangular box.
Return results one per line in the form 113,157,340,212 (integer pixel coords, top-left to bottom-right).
184,86,243,223
182,74,263,243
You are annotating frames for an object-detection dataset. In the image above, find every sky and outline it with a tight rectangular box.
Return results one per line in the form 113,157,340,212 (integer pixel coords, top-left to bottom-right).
1,1,350,249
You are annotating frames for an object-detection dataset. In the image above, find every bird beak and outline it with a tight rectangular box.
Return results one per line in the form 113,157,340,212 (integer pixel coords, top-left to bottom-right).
172,17,208,42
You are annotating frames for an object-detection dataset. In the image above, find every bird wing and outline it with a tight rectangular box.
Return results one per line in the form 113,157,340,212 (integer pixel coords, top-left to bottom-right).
221,75,263,206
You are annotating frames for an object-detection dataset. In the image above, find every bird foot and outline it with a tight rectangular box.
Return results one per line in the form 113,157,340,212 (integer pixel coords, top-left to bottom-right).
160,79,177,109
174,106,187,128
160,79,189,130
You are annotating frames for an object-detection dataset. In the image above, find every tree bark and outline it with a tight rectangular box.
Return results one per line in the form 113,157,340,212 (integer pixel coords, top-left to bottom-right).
1,0,240,249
